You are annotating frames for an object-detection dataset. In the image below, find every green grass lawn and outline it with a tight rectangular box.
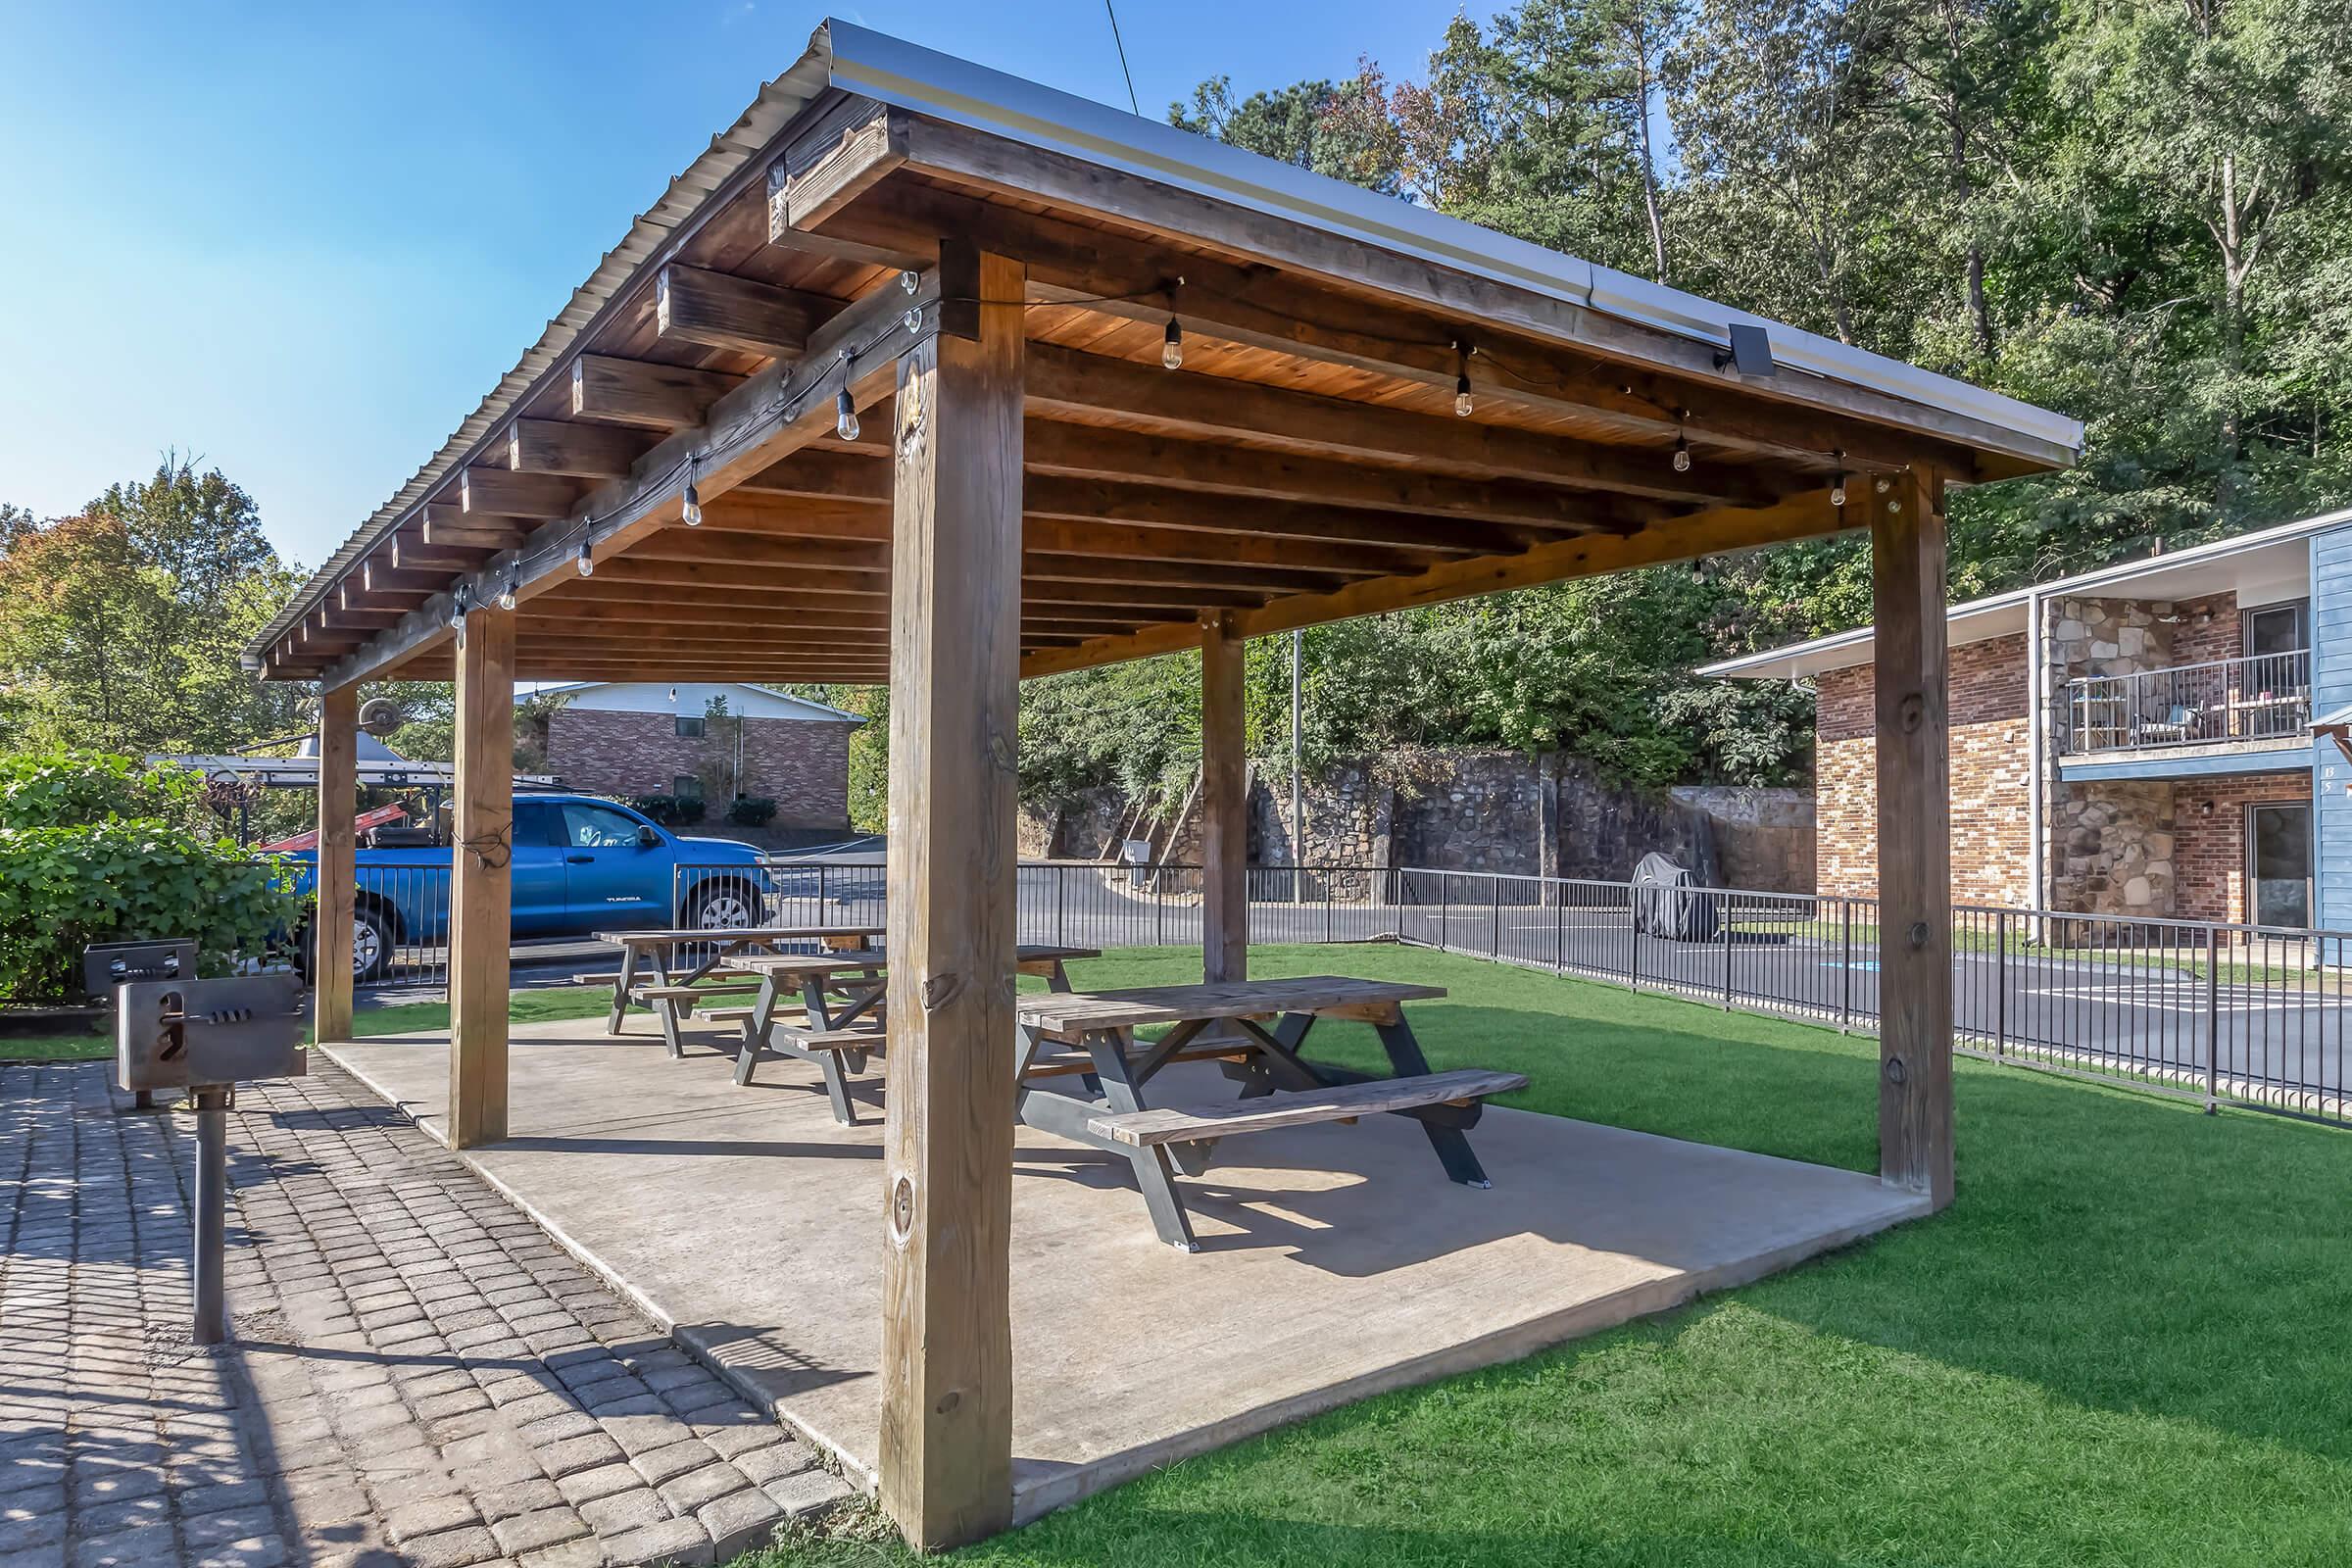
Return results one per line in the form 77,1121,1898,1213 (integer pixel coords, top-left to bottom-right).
739,941,2352,1568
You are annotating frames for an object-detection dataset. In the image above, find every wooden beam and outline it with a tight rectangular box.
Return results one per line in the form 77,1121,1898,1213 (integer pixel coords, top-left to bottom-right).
657,264,825,359
462,467,585,520
1021,424,1641,531
389,535,481,572
878,242,1020,1550
1019,486,1848,678
421,515,526,552
805,145,2044,480
771,96,910,232
320,270,940,689
314,684,359,1044
1872,468,1953,1208
1025,343,1771,505
448,606,515,1151
569,354,741,429
1200,612,1247,985
507,417,647,478
360,560,439,598
1021,476,1539,555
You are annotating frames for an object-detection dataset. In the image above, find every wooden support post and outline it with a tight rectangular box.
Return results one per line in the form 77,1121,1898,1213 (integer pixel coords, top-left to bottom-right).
1871,468,1954,1208
313,683,359,1043
877,241,1022,1549
448,605,515,1151
1200,612,1248,984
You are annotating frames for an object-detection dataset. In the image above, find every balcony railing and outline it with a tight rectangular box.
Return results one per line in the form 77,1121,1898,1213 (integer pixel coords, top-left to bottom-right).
2063,650,2312,755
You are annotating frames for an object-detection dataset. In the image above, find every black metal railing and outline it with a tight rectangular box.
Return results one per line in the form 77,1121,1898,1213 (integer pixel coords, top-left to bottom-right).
1396,866,2352,1128
2062,650,2311,754
348,852,2352,1128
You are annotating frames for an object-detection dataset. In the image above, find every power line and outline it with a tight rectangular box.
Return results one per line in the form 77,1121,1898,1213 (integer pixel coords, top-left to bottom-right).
1102,1,1140,116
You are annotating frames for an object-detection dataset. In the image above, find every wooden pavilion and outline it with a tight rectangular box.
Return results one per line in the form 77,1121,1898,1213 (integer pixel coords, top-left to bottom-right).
244,21,2081,1549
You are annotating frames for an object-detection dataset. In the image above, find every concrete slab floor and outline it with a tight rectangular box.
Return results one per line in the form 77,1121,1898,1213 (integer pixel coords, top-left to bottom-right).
329,1014,1930,1525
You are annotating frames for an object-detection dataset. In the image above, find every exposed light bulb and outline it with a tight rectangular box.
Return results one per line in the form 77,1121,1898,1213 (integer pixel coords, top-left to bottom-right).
496,569,518,612
1454,373,1474,418
1162,317,1184,371
835,386,860,442
575,539,595,577
447,590,468,633
681,482,702,526
1830,474,1849,508
1672,435,1691,473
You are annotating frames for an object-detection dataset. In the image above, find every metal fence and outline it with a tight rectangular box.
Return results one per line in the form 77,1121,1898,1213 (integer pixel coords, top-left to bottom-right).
1393,865,2352,1127
353,852,2352,1128
2062,649,2311,753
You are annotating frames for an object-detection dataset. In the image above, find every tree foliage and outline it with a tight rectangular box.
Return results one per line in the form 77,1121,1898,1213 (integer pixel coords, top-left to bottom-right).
1018,0,2352,805
0,458,305,757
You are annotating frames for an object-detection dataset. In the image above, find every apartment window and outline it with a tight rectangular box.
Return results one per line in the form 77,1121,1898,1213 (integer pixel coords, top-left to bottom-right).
2241,601,2309,660
674,774,704,802
674,715,705,738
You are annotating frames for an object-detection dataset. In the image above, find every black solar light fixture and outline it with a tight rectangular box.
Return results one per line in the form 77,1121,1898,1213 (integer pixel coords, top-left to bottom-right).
1716,322,1777,377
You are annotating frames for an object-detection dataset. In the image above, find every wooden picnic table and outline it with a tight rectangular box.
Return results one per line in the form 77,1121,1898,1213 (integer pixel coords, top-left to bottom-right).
592,925,883,1057
1013,976,1525,1251
724,944,1101,1123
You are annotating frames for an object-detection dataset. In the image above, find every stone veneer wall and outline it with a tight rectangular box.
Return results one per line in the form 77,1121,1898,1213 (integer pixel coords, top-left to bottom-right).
543,709,855,829
1812,631,2034,905
2049,781,2175,914
1017,751,1816,894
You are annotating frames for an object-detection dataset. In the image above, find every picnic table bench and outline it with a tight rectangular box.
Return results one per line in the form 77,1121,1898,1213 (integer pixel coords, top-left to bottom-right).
725,944,1100,1123
1013,976,1525,1251
594,925,881,1056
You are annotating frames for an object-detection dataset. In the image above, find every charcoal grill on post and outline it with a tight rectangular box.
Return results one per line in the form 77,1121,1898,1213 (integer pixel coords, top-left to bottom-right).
111,970,307,1345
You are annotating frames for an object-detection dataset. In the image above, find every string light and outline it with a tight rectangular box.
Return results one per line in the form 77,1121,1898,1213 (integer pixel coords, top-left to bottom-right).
1672,434,1692,473
1162,317,1184,370
681,455,703,526
495,564,518,612
1454,372,1474,418
575,538,595,577
447,586,468,633
835,373,860,442
1829,452,1849,510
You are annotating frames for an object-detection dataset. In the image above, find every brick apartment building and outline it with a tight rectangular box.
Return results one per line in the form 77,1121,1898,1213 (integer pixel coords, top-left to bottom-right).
533,681,861,831
1702,511,2352,930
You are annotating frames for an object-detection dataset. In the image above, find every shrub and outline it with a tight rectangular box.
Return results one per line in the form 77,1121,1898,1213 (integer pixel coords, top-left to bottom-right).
0,751,204,831
0,819,296,1002
727,795,778,827
626,793,707,827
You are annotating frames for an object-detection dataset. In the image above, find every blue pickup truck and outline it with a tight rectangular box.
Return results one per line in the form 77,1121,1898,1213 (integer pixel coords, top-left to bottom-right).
284,793,767,981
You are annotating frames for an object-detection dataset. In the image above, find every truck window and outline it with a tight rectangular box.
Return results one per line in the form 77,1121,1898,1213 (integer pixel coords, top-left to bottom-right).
562,802,648,849
514,800,562,848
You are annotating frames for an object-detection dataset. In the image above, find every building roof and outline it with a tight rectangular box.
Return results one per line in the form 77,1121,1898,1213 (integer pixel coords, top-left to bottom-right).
1697,508,2352,681
241,20,2080,693
529,680,862,722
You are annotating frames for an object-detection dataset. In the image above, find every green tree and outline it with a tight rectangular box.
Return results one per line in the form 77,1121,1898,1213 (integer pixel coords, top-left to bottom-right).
0,459,304,756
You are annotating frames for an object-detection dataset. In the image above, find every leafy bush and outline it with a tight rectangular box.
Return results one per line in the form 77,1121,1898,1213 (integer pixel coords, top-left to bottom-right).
0,751,204,830
0,819,296,1002
627,793,707,827
727,796,778,827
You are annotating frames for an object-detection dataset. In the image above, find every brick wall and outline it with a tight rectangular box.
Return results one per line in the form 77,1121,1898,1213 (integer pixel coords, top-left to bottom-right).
2173,771,2310,923
543,709,854,829
1812,631,2033,905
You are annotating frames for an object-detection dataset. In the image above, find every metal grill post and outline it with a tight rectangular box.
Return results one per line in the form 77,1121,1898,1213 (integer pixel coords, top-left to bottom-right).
191,1084,230,1345
1994,908,2008,1058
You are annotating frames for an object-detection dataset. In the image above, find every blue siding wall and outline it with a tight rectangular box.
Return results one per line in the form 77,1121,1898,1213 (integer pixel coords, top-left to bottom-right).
2313,525,2352,930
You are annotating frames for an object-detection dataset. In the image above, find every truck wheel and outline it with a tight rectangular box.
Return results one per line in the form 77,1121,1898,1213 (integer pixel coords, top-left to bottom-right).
686,880,760,931
353,904,395,984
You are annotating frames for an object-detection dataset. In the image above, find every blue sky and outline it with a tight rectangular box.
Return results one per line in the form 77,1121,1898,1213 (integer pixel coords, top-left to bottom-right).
0,1,1462,570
